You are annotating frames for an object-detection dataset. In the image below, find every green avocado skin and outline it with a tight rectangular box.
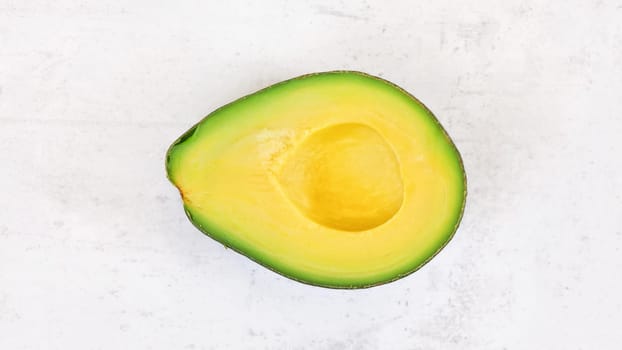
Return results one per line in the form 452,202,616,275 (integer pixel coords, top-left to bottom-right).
166,71,467,289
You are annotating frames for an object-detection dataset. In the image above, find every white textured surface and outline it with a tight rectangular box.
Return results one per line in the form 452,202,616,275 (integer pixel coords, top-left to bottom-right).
1,1,622,349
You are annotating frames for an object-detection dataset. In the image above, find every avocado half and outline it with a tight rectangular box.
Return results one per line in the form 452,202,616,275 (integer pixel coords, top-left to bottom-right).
166,71,466,288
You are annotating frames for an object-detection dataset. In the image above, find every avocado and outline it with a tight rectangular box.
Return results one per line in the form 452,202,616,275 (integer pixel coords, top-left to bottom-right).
166,71,466,288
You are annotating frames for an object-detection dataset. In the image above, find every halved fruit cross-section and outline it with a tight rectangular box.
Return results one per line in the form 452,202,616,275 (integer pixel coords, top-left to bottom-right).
166,71,466,288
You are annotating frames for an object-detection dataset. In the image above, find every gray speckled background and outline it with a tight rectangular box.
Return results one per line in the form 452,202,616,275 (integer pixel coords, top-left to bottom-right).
1,1,621,349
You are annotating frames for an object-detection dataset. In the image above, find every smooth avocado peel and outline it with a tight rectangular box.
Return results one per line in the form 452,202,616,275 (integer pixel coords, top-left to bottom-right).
166,71,466,288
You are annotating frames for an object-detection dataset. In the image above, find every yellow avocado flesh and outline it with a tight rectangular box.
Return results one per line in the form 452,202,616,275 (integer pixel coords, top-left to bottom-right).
166,72,466,288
